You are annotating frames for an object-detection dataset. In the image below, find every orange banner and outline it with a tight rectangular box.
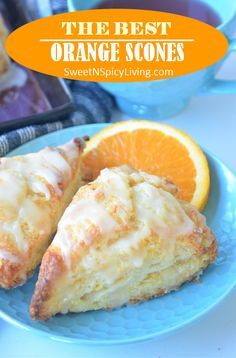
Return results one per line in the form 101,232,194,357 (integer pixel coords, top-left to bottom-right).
5,9,228,82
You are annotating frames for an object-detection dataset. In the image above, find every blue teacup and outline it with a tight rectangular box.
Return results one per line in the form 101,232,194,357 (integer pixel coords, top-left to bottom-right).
68,0,236,119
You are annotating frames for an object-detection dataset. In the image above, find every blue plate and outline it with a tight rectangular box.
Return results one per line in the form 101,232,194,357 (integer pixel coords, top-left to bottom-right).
0,124,236,345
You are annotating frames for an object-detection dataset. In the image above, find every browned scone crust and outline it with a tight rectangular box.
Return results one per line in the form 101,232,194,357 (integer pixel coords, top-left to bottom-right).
30,249,66,320
30,166,217,320
0,138,85,289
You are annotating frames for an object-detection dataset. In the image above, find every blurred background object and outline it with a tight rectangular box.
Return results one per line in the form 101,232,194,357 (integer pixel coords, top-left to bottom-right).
0,0,115,153
26,0,52,18
0,14,9,75
0,0,71,130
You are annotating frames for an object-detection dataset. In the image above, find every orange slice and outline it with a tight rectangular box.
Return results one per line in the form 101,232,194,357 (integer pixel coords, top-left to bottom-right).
82,120,210,211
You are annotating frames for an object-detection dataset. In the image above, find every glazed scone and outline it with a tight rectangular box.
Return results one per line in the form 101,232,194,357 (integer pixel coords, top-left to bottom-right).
0,138,85,289
30,166,217,320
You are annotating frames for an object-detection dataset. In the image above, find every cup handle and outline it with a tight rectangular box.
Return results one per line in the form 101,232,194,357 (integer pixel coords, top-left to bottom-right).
201,39,236,95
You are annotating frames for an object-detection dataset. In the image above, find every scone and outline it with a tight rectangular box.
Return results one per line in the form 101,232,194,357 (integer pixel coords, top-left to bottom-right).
30,166,217,320
0,138,85,289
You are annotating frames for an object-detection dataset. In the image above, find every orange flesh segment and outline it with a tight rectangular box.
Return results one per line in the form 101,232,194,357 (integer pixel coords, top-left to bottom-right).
82,129,197,202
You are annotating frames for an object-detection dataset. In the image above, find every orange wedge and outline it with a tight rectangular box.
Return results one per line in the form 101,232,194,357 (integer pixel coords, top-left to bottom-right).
82,120,210,211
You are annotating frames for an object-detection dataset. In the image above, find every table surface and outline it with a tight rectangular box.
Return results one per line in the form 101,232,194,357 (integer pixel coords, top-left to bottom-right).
2,49,236,358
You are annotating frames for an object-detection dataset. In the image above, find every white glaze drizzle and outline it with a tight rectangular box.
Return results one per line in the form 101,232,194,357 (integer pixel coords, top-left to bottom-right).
53,167,194,278
0,140,80,253
0,250,19,263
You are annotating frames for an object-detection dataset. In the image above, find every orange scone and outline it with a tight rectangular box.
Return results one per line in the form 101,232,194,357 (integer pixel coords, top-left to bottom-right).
0,138,85,289
30,166,217,320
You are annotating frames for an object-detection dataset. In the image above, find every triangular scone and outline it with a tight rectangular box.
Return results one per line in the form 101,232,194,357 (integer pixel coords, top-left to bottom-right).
30,166,217,320
0,138,85,288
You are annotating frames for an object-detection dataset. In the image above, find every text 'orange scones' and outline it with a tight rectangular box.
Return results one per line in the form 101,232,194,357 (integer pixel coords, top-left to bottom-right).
0,138,85,289
30,166,217,320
